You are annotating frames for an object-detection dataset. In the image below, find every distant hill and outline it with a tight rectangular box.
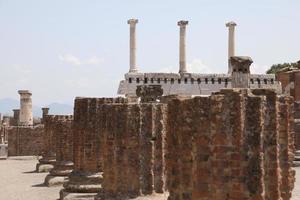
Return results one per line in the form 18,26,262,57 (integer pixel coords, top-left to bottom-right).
0,98,73,117
0,98,21,116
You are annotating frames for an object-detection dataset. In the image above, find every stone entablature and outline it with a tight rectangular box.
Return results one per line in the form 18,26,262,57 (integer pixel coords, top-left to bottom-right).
118,72,281,96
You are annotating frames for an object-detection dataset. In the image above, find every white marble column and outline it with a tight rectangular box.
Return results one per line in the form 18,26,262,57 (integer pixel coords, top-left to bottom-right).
226,21,237,74
127,19,138,73
18,90,33,126
178,20,188,73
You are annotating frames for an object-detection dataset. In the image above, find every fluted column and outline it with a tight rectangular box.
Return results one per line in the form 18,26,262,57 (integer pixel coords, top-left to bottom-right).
178,20,188,74
128,19,138,73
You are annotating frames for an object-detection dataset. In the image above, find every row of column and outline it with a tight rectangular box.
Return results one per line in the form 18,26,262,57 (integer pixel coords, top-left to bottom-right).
127,19,236,74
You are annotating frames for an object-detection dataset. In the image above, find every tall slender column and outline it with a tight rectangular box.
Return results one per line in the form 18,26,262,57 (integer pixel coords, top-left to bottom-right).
18,90,33,126
178,20,188,74
128,19,138,73
226,21,237,74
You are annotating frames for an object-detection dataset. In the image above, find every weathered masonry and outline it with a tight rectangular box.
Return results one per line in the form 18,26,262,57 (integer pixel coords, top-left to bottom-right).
166,89,295,200
61,88,295,200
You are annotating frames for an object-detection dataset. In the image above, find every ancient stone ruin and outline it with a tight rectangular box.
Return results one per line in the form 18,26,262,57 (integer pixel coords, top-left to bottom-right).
56,87,296,200
0,19,299,200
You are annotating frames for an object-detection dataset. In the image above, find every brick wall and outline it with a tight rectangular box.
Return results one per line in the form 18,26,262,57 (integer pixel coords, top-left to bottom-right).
8,125,45,156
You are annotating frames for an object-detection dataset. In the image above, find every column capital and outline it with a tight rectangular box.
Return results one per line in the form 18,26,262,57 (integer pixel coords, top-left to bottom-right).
18,90,32,96
177,20,189,27
42,107,49,111
226,21,237,27
127,19,138,26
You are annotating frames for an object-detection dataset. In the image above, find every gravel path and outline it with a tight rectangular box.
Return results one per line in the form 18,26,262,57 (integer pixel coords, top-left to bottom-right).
0,157,299,200
0,157,61,200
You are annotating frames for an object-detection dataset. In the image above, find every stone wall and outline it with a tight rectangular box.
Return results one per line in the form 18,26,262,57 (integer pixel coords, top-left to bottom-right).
276,70,300,101
165,89,295,200
8,125,44,156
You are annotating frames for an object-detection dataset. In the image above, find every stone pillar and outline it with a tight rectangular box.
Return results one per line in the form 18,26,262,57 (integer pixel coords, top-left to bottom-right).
18,90,33,126
36,115,56,172
12,109,20,126
42,107,49,124
226,21,237,74
45,115,73,187
178,20,188,74
230,56,252,88
60,97,127,200
128,19,138,73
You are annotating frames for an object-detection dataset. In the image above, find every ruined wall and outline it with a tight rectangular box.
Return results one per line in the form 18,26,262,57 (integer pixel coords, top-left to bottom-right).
166,89,295,200
276,70,300,151
66,89,295,200
8,125,44,156
277,70,300,101
101,103,167,199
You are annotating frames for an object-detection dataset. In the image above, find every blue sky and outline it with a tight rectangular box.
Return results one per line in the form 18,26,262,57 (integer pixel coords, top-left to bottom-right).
0,0,299,106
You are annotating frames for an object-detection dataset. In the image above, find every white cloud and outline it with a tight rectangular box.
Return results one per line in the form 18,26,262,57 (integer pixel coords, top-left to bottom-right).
59,54,81,65
159,59,220,73
59,54,103,66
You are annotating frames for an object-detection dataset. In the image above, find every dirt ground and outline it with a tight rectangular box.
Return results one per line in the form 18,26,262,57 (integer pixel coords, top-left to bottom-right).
0,157,299,200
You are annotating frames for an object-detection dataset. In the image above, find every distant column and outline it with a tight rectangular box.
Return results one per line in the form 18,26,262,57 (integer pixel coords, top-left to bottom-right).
178,20,189,74
12,109,20,126
226,21,237,74
128,19,139,73
42,107,49,124
18,90,33,126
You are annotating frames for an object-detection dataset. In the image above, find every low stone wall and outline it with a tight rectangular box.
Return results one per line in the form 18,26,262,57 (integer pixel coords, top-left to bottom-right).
8,125,45,156
166,89,295,200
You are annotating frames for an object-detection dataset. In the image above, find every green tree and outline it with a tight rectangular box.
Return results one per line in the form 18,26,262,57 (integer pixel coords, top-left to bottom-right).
266,61,299,74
